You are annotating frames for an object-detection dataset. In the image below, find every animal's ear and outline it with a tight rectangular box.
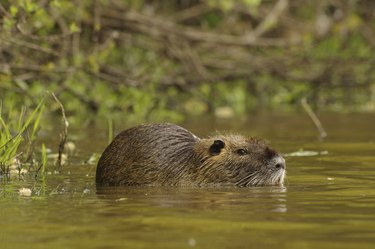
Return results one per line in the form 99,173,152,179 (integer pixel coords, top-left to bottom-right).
209,139,225,155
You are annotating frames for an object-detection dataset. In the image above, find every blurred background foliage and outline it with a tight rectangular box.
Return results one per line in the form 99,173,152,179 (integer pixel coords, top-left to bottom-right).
1,0,375,124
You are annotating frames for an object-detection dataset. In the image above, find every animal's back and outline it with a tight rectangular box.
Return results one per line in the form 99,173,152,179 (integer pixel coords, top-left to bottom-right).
96,123,199,185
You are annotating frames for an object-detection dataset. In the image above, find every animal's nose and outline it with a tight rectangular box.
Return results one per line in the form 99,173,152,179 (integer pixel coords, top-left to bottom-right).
274,157,286,169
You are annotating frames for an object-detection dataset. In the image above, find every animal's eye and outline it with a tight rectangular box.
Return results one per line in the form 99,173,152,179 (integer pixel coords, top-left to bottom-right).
236,149,248,156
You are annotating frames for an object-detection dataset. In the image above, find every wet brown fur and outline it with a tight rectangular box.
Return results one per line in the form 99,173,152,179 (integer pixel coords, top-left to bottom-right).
96,123,285,186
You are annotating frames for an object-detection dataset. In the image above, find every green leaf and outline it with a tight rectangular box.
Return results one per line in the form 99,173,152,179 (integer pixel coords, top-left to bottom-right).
69,22,80,33
10,6,18,17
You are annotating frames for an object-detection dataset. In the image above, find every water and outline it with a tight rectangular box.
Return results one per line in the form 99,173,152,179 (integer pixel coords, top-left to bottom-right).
1,113,375,249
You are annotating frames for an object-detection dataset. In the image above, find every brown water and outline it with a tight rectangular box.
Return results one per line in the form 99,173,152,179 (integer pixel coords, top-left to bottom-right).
1,113,375,249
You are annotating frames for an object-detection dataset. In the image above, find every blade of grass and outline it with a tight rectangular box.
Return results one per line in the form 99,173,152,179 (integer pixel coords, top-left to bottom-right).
41,143,47,175
0,98,45,174
31,102,45,141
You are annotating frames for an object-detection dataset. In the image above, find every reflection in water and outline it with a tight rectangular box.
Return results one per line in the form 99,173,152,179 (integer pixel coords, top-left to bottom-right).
96,185,287,209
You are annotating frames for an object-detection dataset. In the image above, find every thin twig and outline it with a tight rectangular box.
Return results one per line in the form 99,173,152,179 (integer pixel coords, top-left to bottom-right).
172,3,211,22
1,36,60,56
301,97,327,139
101,9,290,47
0,64,76,73
51,92,69,171
167,38,212,82
0,4,11,18
251,0,289,40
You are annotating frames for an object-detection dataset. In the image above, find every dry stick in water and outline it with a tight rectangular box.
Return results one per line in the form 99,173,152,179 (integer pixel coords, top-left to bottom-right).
51,92,69,171
301,97,327,139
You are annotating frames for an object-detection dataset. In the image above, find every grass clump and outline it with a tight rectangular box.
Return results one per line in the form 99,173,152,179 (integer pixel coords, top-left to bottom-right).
0,99,45,181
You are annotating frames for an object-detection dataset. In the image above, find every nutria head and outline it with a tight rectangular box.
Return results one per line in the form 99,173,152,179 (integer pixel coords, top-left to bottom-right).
193,135,285,186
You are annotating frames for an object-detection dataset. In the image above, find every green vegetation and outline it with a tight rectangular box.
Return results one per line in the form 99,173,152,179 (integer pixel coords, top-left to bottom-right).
0,99,45,180
1,0,375,125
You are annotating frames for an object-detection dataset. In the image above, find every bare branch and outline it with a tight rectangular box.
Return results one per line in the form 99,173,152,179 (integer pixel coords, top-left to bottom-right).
101,9,292,47
301,97,327,140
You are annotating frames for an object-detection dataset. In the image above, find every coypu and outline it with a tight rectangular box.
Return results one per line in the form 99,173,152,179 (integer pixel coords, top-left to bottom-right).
96,123,286,187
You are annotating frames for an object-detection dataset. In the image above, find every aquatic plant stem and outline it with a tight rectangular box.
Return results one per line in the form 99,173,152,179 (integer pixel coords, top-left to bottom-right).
301,97,327,139
108,119,113,145
35,143,47,181
51,92,69,171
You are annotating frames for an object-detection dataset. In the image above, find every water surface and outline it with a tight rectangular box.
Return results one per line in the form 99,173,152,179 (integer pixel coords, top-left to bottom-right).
1,113,375,249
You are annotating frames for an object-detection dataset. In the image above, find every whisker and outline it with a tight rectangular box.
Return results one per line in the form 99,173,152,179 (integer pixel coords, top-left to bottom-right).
235,171,258,186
